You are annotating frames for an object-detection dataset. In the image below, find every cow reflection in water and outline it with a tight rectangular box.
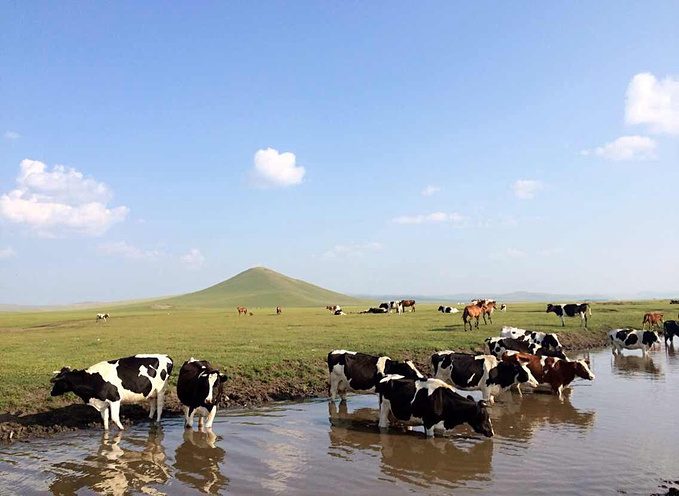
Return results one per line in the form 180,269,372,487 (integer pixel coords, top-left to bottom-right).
327,402,493,489
612,353,662,378
48,426,169,495
173,428,228,494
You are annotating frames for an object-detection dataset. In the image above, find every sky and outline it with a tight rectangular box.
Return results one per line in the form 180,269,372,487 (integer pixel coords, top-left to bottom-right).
1,2,678,304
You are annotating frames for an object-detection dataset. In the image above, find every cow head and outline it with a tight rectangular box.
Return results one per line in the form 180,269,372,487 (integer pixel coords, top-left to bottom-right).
203,371,228,405
468,397,494,438
515,363,539,388
543,334,562,350
50,367,74,396
574,360,595,381
438,306,444,312
642,331,659,346
546,304,555,314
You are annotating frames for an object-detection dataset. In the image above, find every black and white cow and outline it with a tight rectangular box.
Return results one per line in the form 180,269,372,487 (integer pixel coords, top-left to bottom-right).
609,329,659,356
431,351,538,404
96,313,110,322
546,303,591,327
664,320,679,346
485,336,567,359
359,307,389,314
500,326,563,353
333,309,346,316
438,306,459,314
177,358,228,430
50,354,173,430
379,301,404,314
328,350,425,401
376,376,494,438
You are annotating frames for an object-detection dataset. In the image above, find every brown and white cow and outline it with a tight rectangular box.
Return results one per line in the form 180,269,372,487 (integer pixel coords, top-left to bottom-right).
400,300,416,312
236,307,247,316
276,306,282,315
642,312,663,330
502,352,595,399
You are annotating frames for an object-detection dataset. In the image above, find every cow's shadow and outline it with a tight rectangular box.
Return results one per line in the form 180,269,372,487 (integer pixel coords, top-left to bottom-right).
429,325,464,332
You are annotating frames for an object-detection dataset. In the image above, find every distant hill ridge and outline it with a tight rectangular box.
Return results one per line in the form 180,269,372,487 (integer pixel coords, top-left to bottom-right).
162,266,367,308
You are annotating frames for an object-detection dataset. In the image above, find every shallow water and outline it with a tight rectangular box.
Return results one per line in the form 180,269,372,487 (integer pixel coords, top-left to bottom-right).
1,347,678,495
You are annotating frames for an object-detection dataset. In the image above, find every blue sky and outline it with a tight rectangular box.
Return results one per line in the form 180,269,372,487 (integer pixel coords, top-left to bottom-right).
1,2,678,304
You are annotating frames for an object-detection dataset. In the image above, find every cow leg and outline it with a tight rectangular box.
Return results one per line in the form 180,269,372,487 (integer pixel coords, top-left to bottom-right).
378,399,391,429
557,385,564,400
329,373,339,401
561,315,565,327
424,425,435,438
339,381,348,401
101,406,110,431
198,415,204,429
149,397,156,420
156,391,165,422
183,405,192,428
109,401,124,430
205,406,218,429
516,383,522,396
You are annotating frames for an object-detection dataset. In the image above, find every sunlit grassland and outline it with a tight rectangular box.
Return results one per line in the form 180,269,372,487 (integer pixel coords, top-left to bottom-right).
0,300,674,412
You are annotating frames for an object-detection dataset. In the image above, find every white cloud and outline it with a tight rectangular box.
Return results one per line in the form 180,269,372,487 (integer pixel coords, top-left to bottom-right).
0,247,16,259
489,248,526,260
511,180,543,199
538,247,565,257
0,159,129,236
320,242,382,260
625,73,679,135
97,241,165,260
421,185,440,197
180,248,206,269
4,131,21,140
590,135,657,161
392,212,468,226
251,148,305,187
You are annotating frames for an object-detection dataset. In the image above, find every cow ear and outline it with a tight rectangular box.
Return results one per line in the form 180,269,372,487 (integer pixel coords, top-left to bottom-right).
478,400,488,409
219,373,228,383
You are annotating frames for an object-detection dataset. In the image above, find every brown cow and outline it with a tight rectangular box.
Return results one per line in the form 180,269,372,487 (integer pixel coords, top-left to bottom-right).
400,300,416,312
276,306,282,315
326,305,340,312
642,312,663,330
462,303,487,331
237,307,247,316
502,352,595,399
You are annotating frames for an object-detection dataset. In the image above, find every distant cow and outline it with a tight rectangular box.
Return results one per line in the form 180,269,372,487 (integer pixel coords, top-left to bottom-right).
438,306,459,314
500,304,507,312
400,300,416,312
359,307,388,314
471,298,494,306
462,303,486,331
237,307,247,316
333,309,346,316
327,350,424,401
326,305,341,312
276,306,282,315
500,326,563,353
664,321,679,346
546,303,591,327
50,354,173,430
486,336,567,359
642,312,663,330
376,376,494,438
609,329,659,356
670,300,679,304
502,352,595,399
379,301,403,315
96,313,110,322
177,358,228,430
431,351,538,404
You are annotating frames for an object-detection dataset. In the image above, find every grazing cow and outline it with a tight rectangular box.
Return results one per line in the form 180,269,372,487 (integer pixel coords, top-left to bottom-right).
237,307,247,316
500,304,507,312
400,300,416,312
276,306,282,315
438,306,459,314
359,307,388,314
486,336,567,359
546,303,591,327
609,329,659,356
327,350,424,401
380,301,403,315
431,351,538,404
376,376,494,438
96,313,110,322
664,321,679,346
500,326,563,353
471,298,494,306
333,309,346,316
326,305,341,312
501,352,595,399
177,358,228,430
462,303,486,331
50,354,173,430
642,312,664,330
482,301,497,324
670,300,679,304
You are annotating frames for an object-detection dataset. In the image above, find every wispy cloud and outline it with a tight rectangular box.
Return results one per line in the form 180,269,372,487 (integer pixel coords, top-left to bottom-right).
3,131,21,140
489,248,526,260
582,135,657,161
421,185,440,197
626,72,679,135
0,159,129,236
0,247,17,259
97,241,166,260
320,242,382,260
392,212,468,226
180,248,206,269
251,148,306,188
511,180,543,200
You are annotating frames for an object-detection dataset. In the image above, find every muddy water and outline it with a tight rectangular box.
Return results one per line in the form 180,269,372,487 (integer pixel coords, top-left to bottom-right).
1,347,678,495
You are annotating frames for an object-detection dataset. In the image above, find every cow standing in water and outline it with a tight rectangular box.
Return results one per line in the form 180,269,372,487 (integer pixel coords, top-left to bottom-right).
177,358,228,430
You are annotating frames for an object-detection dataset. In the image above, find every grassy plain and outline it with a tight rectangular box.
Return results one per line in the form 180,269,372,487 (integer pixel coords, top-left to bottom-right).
0,299,674,414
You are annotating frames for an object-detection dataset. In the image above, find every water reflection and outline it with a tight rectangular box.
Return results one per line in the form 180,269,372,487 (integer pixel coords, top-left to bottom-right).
173,428,228,494
612,353,662,378
49,426,169,495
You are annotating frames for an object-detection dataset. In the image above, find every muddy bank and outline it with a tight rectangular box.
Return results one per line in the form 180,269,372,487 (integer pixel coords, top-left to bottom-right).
0,329,611,443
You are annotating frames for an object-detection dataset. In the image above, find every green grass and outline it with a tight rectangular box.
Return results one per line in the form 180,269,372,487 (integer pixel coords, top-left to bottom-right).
0,299,674,412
